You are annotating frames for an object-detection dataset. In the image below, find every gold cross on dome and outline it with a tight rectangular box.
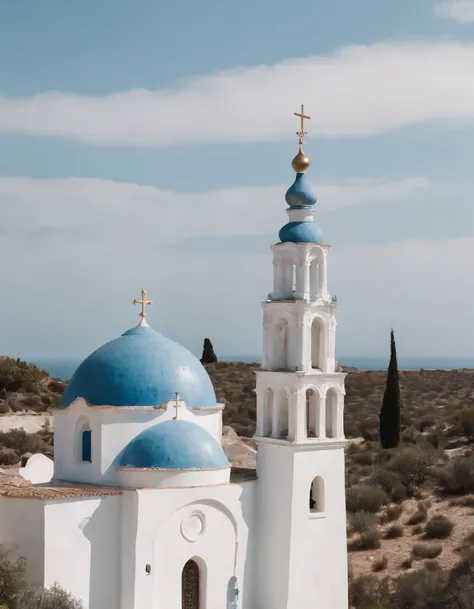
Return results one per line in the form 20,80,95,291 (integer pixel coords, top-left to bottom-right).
133,288,153,320
294,104,311,141
173,392,181,420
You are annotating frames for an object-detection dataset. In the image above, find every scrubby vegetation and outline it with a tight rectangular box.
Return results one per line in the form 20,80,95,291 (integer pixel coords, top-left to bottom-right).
0,546,82,609
0,357,65,415
2,358,474,607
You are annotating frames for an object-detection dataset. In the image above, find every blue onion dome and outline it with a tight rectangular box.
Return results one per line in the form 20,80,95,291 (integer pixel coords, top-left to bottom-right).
279,221,324,244
60,325,217,408
119,420,230,469
285,173,318,209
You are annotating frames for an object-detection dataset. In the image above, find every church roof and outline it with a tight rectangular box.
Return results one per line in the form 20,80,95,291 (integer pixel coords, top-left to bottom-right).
118,420,230,470
60,325,217,409
285,173,317,209
279,221,324,244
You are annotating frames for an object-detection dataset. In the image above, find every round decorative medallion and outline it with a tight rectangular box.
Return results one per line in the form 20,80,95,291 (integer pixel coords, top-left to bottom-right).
180,512,205,542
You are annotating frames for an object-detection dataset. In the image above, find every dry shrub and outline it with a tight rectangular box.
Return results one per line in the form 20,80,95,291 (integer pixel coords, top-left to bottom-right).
0,447,19,465
349,574,390,609
412,542,443,559
388,446,435,495
349,511,377,535
346,485,388,513
434,453,474,495
407,508,428,526
370,468,402,494
391,566,447,609
424,514,454,540
386,504,403,522
385,523,404,539
372,555,388,572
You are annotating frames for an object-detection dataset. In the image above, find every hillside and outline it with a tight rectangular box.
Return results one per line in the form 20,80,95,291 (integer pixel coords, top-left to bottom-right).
1,357,474,605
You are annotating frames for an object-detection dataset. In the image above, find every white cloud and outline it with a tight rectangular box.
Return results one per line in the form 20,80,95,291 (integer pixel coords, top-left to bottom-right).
1,173,471,363
434,0,474,22
0,175,430,244
1,41,474,146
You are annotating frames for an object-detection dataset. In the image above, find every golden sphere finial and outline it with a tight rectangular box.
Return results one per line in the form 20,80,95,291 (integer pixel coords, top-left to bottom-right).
291,145,310,173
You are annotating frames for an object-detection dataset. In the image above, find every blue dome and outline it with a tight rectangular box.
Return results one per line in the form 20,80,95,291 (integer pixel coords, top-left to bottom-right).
279,221,324,244
60,325,217,408
285,173,317,209
119,420,230,469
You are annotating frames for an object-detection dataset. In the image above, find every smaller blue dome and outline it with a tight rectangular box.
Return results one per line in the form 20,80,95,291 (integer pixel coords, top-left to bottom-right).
279,221,324,244
285,173,317,209
119,420,230,470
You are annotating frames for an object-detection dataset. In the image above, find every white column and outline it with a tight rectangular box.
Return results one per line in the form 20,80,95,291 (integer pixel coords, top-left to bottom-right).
256,391,265,436
293,390,306,443
295,261,305,299
304,258,311,300
272,396,280,438
272,260,280,300
336,396,345,439
316,394,326,438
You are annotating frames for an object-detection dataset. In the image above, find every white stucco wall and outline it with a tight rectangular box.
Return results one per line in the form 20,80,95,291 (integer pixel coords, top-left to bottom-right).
0,497,45,586
256,442,348,609
124,480,257,609
44,495,122,609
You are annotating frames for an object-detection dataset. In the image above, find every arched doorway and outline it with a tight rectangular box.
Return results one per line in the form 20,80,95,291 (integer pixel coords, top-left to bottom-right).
182,560,200,609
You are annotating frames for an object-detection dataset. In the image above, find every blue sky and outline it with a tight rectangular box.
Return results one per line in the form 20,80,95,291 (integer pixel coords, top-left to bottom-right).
1,0,474,361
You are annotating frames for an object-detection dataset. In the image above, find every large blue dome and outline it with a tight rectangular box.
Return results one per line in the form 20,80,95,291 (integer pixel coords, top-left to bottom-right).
60,325,217,408
119,420,229,469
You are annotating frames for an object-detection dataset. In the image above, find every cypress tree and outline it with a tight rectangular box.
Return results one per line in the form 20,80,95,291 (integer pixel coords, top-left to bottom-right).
379,329,401,449
200,338,217,364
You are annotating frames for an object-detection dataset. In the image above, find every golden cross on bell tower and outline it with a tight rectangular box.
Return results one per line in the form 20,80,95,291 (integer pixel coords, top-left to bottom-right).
173,392,181,420
294,104,311,143
133,288,153,323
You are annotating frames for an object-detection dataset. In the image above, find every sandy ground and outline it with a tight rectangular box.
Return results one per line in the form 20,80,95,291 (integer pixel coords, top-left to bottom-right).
349,495,474,578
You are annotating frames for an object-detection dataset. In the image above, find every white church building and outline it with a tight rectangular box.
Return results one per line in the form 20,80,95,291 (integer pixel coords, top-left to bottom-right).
0,108,348,609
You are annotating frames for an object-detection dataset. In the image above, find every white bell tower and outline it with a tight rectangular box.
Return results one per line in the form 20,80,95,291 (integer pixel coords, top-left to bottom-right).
255,106,348,609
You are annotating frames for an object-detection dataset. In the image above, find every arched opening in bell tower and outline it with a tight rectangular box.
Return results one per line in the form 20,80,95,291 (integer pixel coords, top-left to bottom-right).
263,388,274,436
310,316,326,371
325,388,338,438
310,257,320,300
309,476,325,513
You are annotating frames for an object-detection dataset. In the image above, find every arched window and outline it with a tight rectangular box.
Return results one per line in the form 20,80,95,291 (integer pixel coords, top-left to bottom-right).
81,430,92,463
76,416,92,463
182,559,200,609
309,476,325,514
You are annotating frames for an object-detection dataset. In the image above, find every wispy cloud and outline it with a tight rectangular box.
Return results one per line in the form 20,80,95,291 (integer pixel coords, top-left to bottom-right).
0,175,471,360
434,0,474,22
0,175,430,244
1,41,474,147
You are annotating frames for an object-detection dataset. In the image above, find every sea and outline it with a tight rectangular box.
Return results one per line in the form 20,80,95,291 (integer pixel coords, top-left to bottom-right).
31,356,474,382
